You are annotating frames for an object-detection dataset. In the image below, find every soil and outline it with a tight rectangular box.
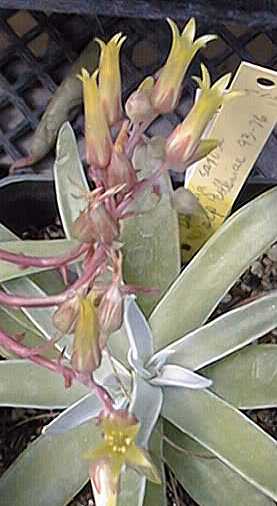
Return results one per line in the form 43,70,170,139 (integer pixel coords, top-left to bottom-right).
0,220,277,506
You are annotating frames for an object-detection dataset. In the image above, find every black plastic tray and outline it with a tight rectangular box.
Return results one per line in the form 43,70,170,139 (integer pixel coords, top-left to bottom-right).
0,1,277,28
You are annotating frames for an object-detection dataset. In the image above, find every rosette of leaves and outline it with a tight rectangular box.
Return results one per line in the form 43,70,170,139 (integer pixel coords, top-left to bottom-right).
1,123,277,506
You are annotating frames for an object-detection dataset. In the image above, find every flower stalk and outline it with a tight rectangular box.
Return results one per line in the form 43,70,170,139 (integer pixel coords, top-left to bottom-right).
0,328,113,412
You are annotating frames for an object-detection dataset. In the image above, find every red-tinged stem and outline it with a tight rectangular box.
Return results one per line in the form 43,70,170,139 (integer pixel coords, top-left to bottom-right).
115,161,167,218
121,284,160,295
0,246,106,308
0,328,113,412
0,243,88,269
125,116,156,159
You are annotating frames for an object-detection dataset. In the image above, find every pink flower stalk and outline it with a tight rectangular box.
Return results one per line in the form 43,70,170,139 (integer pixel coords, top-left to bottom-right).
0,243,88,269
0,328,113,412
0,245,107,308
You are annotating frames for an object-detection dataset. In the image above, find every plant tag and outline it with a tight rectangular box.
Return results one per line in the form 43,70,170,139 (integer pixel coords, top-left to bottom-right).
180,62,277,262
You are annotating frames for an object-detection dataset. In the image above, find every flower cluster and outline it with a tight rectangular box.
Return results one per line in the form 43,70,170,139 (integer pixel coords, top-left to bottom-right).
0,17,241,505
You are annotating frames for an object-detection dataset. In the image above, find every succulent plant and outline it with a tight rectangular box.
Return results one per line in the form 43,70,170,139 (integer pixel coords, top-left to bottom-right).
0,17,277,506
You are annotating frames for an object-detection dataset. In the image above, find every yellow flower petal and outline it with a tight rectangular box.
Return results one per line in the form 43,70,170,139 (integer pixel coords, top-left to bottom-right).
182,17,196,41
212,72,232,93
110,458,125,483
79,67,112,168
83,443,110,461
97,33,126,125
126,447,161,484
138,76,155,92
193,34,218,52
71,296,101,373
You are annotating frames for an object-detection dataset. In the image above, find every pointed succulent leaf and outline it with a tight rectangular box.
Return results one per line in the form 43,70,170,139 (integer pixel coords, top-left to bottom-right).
152,291,277,372
163,387,277,501
204,345,277,409
130,374,163,449
146,349,175,371
164,421,274,506
124,296,154,364
0,360,86,409
150,187,277,350
54,122,89,239
0,421,102,506
142,420,167,506
42,392,102,435
0,223,17,241
150,364,212,389
121,137,180,316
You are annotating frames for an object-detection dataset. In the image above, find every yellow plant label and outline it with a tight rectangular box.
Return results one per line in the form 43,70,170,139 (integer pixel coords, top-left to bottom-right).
180,62,277,262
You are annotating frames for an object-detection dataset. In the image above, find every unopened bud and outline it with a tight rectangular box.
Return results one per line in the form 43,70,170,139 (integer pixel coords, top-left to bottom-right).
52,297,79,334
72,209,95,243
72,203,119,245
98,284,124,336
126,76,155,123
89,203,120,244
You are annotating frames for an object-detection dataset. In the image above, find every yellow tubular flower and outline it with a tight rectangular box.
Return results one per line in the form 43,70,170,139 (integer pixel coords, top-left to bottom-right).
78,68,112,169
84,410,161,505
96,33,127,126
71,295,101,374
151,18,217,114
166,64,242,170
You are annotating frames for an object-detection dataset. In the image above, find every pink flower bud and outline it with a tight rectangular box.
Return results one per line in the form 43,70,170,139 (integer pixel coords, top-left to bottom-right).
72,203,119,245
72,208,96,243
98,284,123,336
89,203,120,245
125,76,155,124
52,297,80,334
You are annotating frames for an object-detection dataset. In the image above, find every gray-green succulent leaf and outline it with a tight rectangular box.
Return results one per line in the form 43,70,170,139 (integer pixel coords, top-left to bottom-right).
150,364,212,389
42,392,102,436
125,296,212,391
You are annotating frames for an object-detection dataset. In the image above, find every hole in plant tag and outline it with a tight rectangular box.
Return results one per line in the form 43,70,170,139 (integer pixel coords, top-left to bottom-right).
257,77,275,88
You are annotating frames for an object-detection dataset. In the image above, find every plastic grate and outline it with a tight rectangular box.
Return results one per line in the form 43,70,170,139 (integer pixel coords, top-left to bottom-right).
0,9,276,179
